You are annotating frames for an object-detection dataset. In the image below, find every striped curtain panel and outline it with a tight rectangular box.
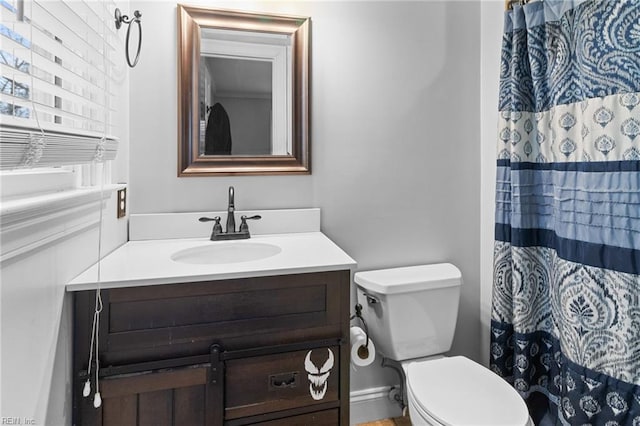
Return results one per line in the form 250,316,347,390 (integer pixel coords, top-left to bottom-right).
490,1,640,425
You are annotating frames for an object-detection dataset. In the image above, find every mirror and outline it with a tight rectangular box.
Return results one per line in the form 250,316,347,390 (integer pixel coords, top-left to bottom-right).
178,5,310,176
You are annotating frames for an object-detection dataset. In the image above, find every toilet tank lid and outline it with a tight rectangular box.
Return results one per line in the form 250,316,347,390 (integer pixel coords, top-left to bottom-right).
354,263,461,295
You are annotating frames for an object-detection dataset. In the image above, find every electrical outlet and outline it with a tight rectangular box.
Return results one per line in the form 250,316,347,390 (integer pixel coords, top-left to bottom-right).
117,188,127,218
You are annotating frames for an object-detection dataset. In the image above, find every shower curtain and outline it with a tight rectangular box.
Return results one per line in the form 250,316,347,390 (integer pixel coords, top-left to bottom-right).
490,1,640,425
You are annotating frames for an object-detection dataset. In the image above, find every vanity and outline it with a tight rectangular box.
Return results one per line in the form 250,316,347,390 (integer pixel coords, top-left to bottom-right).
68,209,356,425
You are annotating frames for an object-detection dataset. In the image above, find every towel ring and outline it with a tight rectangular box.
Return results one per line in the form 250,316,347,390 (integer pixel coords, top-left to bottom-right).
114,8,142,68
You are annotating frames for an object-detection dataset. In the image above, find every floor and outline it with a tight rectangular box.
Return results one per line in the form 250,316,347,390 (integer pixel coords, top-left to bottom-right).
357,417,412,426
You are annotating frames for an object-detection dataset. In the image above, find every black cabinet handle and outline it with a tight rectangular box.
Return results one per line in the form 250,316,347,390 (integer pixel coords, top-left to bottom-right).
269,371,298,389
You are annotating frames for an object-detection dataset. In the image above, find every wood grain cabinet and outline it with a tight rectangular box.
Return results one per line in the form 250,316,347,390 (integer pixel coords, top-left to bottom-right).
73,270,351,425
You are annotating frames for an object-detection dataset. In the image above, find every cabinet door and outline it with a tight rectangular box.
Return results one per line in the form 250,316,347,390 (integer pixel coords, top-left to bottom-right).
78,364,217,426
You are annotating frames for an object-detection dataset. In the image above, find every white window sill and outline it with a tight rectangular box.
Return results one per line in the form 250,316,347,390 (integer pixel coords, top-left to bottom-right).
0,168,77,200
0,184,125,263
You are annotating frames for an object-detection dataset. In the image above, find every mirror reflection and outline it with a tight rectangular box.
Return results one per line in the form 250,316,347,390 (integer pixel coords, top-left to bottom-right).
177,5,310,176
199,28,292,156
200,57,272,155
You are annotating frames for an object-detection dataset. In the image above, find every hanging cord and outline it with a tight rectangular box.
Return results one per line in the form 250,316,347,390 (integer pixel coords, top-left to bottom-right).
82,277,103,407
83,162,106,408
114,8,142,68
83,5,113,408
93,161,107,408
22,0,46,169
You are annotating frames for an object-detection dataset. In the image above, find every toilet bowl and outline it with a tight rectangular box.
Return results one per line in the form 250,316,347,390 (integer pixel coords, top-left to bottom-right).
403,356,532,425
354,264,532,426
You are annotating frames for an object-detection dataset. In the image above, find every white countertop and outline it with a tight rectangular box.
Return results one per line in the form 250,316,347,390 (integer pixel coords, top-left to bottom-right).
67,232,356,291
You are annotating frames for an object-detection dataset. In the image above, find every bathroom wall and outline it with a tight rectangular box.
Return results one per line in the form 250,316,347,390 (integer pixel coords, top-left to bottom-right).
0,195,128,424
129,0,481,403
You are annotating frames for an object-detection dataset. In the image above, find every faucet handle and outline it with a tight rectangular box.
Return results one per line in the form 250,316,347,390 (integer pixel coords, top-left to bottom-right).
199,216,222,234
239,215,261,233
199,216,221,223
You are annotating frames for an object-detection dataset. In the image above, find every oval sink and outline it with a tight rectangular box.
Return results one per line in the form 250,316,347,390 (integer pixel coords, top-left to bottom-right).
171,242,282,265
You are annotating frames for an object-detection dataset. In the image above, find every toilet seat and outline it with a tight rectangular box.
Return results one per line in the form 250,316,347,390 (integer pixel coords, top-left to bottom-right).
406,356,530,426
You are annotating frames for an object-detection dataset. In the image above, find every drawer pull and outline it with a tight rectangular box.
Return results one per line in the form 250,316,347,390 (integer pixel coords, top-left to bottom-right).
269,372,298,389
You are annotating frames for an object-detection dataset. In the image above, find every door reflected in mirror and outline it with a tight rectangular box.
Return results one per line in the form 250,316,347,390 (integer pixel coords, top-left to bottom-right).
200,58,272,156
178,5,310,176
198,28,291,156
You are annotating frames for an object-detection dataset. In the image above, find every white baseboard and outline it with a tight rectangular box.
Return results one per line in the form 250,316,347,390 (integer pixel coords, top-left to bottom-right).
350,385,403,425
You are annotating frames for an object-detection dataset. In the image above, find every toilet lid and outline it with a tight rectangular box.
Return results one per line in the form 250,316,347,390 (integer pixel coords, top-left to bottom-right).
407,356,530,426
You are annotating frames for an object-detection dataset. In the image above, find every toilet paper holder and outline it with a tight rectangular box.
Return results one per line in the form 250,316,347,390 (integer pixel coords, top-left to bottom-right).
350,303,371,359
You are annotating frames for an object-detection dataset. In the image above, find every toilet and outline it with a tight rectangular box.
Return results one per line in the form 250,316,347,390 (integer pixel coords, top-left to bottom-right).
354,263,532,426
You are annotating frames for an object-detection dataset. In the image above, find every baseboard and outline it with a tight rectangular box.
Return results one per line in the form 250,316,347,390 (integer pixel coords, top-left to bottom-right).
350,385,403,425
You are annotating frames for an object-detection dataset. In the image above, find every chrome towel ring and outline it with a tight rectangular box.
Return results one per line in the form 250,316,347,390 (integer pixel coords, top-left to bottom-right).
114,8,142,68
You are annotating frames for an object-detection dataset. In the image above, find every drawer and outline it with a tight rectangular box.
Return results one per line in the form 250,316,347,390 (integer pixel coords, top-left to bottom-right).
225,346,340,419
74,271,350,366
249,409,339,425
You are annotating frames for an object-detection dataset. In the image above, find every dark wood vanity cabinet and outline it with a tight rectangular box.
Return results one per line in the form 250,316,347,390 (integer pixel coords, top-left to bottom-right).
72,270,351,426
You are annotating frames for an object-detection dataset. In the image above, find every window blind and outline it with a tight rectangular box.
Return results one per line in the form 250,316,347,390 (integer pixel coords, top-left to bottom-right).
0,0,120,170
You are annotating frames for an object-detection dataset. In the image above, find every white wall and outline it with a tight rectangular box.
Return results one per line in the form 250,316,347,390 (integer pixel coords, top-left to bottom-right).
130,0,481,398
0,194,128,425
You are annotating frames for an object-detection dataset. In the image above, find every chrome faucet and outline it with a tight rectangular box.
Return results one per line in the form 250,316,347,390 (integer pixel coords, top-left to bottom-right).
226,186,235,233
199,186,261,240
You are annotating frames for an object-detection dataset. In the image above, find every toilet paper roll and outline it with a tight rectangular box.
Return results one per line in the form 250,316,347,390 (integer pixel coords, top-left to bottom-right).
350,326,375,367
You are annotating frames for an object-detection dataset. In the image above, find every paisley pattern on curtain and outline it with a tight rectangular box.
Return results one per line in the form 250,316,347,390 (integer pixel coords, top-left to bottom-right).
491,1,640,424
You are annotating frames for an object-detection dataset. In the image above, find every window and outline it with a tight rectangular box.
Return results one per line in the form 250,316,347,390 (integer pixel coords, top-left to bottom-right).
0,0,125,261
0,0,119,171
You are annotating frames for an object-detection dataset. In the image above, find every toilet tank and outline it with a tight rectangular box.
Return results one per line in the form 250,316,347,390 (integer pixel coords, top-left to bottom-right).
354,263,462,361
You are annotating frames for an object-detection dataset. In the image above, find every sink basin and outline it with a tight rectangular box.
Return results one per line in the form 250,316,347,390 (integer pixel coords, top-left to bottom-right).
170,242,282,265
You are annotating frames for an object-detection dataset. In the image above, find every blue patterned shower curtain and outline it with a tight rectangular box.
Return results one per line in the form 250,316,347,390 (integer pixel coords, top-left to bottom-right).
490,0,640,424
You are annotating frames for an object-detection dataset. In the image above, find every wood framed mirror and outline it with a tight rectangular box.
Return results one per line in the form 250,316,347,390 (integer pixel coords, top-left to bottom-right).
177,5,310,176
